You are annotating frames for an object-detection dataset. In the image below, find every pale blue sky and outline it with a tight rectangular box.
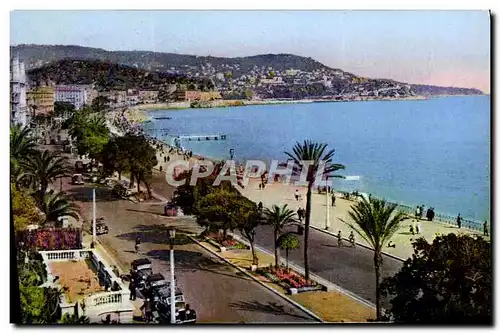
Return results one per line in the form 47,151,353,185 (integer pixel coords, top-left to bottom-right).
10,10,490,92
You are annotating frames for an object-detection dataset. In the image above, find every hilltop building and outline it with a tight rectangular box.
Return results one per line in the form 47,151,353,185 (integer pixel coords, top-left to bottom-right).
173,90,222,102
27,86,55,116
54,85,94,110
10,56,28,127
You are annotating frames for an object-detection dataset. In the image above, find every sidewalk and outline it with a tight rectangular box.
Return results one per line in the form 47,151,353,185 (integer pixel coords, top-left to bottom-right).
239,179,487,260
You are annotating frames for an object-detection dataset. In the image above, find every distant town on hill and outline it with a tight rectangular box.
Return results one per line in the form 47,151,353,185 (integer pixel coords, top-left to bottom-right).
11,44,484,100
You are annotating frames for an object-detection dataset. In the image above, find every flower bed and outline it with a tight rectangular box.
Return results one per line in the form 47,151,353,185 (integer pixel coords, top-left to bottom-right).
20,227,83,251
256,266,325,294
205,233,248,251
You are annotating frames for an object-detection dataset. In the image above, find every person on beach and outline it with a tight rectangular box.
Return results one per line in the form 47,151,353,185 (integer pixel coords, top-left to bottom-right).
483,221,489,236
456,214,462,228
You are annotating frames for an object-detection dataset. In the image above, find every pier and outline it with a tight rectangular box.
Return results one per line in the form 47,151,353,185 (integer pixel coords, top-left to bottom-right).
176,134,227,141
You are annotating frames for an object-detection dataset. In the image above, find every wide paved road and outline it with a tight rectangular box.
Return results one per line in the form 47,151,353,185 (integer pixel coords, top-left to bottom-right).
56,173,316,323
245,224,403,307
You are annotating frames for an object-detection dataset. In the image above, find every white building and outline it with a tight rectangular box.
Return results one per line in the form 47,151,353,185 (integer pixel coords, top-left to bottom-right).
10,57,28,127
54,85,93,110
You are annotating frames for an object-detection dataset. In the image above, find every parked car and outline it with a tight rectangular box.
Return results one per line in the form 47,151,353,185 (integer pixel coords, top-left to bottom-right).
130,258,153,291
90,217,109,235
71,174,84,185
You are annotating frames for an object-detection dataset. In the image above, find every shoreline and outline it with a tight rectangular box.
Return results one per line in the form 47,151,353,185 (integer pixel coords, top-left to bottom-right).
107,108,488,229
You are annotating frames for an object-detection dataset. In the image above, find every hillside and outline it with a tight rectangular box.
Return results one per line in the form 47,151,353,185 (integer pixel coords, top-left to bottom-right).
27,59,212,91
12,44,484,97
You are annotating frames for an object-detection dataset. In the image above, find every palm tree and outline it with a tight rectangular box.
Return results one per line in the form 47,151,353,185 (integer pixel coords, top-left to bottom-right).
21,149,71,203
340,197,408,321
59,313,90,324
10,124,37,169
40,190,80,226
264,204,298,268
278,232,300,270
285,140,345,279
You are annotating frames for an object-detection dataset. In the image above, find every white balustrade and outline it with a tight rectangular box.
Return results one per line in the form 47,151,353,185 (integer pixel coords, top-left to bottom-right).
88,291,123,306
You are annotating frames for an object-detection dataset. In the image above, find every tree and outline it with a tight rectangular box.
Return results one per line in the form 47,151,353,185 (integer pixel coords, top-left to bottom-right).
237,206,264,266
59,313,90,324
278,233,300,270
285,140,345,279
10,124,37,171
54,101,75,119
340,197,408,321
39,190,80,226
18,260,62,323
122,134,157,197
381,234,492,324
91,95,110,112
21,150,71,204
11,183,42,232
263,204,298,268
99,136,130,179
196,188,249,237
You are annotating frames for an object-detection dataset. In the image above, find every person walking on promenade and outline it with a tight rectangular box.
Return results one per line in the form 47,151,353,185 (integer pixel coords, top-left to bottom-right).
337,230,343,247
295,189,300,201
297,208,303,222
331,194,336,207
349,231,355,247
129,279,137,301
426,208,432,221
258,201,263,211
456,214,462,229
409,221,415,235
135,237,141,253
416,222,421,234
483,221,489,237
415,206,420,219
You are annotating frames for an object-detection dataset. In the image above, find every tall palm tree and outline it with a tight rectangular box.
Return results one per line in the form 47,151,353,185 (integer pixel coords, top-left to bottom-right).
40,190,80,226
340,197,408,321
21,149,71,203
285,140,345,279
10,124,37,169
264,204,298,268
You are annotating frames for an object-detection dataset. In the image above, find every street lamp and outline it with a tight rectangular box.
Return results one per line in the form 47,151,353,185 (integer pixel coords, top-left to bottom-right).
167,228,176,324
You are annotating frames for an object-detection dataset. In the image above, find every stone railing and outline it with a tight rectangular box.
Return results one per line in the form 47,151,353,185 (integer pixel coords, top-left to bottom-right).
87,290,123,307
38,249,132,322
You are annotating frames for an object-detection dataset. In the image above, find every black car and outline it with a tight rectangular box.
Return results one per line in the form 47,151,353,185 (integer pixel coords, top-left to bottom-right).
130,258,153,290
90,217,109,235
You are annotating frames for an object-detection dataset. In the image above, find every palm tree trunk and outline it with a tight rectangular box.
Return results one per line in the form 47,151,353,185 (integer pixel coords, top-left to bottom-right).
304,181,313,280
286,248,289,270
374,251,382,321
136,174,141,193
274,229,279,268
118,171,122,181
249,240,258,265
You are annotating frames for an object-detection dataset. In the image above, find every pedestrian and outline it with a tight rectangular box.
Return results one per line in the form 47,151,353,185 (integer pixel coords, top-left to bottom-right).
331,194,336,207
295,189,299,201
456,214,462,229
409,223,415,235
141,298,153,323
415,206,420,219
258,201,263,211
164,156,167,162
135,237,141,253
416,222,421,234
429,207,435,221
297,208,303,222
129,279,136,301
420,205,425,219
349,231,355,247
426,208,431,221
483,221,489,236
337,230,342,247
258,183,262,190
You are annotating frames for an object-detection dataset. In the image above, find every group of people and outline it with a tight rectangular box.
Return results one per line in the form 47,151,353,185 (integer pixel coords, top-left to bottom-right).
415,205,435,221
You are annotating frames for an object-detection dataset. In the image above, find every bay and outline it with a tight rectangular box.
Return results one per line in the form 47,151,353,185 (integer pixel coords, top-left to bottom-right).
143,96,490,221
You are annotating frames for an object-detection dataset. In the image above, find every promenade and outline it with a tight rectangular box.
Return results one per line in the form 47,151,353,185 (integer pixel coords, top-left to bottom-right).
239,179,487,260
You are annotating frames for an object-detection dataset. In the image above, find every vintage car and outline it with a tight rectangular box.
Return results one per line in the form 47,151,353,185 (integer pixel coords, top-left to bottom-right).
130,258,153,290
71,174,84,185
90,217,109,235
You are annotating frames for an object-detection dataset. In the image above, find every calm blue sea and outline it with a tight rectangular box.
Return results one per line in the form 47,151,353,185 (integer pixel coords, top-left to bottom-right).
142,96,491,221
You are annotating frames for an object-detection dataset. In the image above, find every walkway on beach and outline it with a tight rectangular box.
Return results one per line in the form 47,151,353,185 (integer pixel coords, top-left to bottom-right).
239,179,487,260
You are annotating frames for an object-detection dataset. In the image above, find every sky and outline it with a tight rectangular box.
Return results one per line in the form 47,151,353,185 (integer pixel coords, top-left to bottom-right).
10,10,491,92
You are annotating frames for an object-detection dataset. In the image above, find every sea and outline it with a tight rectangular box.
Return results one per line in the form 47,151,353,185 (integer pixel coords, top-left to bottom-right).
142,96,491,221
